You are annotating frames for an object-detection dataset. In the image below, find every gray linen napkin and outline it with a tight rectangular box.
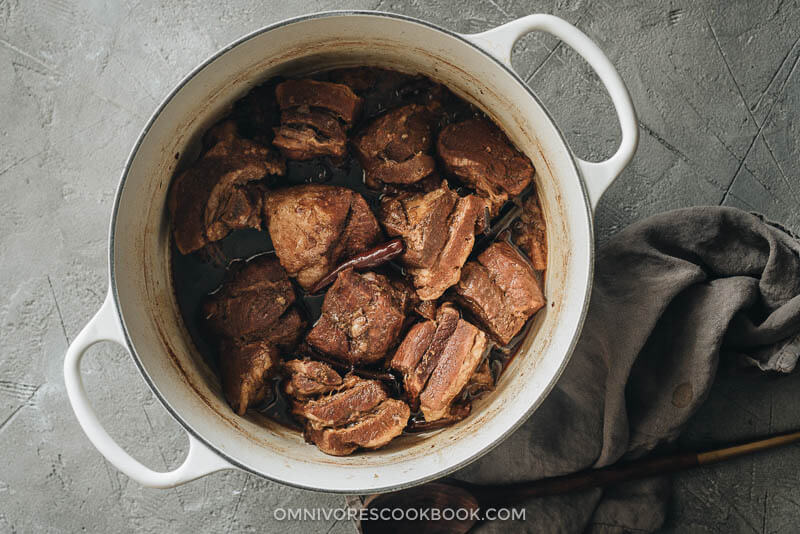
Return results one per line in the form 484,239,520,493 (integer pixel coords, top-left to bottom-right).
455,206,800,533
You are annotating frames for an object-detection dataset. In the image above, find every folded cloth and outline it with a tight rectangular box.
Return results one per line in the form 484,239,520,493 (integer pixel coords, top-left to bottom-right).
455,206,800,533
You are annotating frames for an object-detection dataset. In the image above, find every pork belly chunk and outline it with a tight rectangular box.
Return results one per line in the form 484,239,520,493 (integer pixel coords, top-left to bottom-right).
391,304,460,406
272,79,362,160
512,192,548,271
283,358,343,398
201,255,306,415
284,361,410,456
305,399,411,456
390,303,489,421
379,183,487,300
292,374,388,428
276,79,362,123
202,254,304,343
169,120,285,254
455,241,545,345
306,269,410,364
219,339,279,416
437,118,534,212
264,185,382,290
419,318,488,421
273,108,348,160
353,104,437,188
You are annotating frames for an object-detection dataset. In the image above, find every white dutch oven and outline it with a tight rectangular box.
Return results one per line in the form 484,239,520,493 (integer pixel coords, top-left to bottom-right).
64,11,637,493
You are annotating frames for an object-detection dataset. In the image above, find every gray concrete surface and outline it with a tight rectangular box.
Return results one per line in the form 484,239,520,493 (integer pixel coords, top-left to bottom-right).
1,0,799,532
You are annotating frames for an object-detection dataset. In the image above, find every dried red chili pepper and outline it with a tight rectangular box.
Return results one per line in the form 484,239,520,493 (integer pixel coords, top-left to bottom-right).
308,238,405,294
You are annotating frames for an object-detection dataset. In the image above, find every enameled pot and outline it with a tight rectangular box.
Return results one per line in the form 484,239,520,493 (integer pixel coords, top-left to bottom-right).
64,11,637,493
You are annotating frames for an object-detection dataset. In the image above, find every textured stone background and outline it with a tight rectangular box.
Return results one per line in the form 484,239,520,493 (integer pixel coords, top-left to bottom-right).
2,0,800,532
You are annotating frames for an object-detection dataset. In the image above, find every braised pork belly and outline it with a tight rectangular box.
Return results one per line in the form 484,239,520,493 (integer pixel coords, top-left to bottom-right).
437,118,534,213
170,67,548,456
219,339,279,416
306,268,412,364
264,184,381,291
379,183,487,300
284,359,410,456
202,255,305,414
305,399,411,456
282,358,344,398
329,67,444,121
202,255,304,343
454,241,545,345
273,79,362,160
169,120,285,255
292,375,388,428
353,104,437,189
390,303,489,421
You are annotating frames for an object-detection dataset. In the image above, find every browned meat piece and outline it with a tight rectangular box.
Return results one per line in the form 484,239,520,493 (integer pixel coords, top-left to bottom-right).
411,194,487,300
388,321,435,375
275,79,362,123
272,108,348,160
283,359,343,398
219,339,279,416
264,185,382,290
437,118,534,211
454,241,545,345
390,303,488,421
202,255,305,416
407,354,493,433
305,399,410,456
286,365,410,456
353,104,436,188
391,304,460,405
169,120,285,254
292,375,388,428
306,269,409,364
379,183,487,300
202,254,304,343
512,192,548,271
272,79,362,160
380,185,455,268
419,318,488,421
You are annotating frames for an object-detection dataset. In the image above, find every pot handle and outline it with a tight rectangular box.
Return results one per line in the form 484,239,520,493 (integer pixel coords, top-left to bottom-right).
63,289,234,488
463,14,638,208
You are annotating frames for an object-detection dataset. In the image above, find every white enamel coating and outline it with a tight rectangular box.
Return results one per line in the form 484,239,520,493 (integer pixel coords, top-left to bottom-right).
465,14,638,208
64,11,636,493
63,290,233,488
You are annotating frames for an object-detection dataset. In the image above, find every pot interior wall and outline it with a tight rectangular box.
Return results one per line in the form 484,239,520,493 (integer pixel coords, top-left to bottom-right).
111,13,592,492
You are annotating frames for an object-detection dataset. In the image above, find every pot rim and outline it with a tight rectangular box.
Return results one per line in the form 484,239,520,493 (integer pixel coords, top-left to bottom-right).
107,9,595,493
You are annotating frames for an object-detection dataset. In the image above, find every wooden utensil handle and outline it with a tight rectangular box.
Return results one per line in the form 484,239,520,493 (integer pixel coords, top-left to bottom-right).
475,430,800,506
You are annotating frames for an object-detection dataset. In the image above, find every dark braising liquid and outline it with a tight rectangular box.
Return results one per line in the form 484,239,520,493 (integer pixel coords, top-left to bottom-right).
171,68,540,433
